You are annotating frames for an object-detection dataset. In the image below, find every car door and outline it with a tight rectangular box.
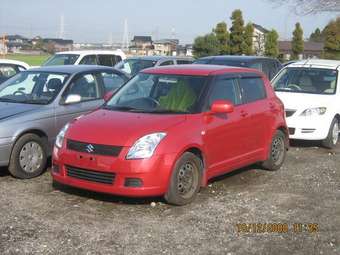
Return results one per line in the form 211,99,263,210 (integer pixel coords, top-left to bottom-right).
55,72,105,133
203,75,253,175
238,74,269,154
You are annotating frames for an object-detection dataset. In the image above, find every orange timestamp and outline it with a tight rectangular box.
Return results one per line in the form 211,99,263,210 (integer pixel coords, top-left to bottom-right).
236,223,319,234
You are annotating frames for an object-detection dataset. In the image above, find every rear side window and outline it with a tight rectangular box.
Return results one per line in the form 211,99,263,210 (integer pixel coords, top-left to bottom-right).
79,55,97,65
159,60,174,66
177,60,193,65
208,78,241,106
239,77,266,103
98,55,113,67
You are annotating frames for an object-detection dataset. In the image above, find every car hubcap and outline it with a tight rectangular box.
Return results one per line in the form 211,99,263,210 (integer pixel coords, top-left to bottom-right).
19,142,44,173
272,136,285,164
177,162,198,199
332,122,339,145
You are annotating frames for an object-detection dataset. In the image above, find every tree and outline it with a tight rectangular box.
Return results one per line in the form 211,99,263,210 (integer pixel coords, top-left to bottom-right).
265,29,279,57
323,17,340,59
267,0,340,15
229,9,245,55
309,28,324,42
243,23,254,55
213,22,230,55
193,33,220,58
291,22,304,59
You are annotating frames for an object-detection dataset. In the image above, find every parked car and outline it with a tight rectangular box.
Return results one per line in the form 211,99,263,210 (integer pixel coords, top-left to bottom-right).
0,59,29,83
194,56,282,80
272,59,340,148
43,50,126,67
114,56,194,76
52,64,288,205
0,65,129,179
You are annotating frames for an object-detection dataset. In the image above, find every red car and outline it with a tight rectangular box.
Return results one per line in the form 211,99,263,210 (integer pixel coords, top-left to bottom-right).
52,65,288,205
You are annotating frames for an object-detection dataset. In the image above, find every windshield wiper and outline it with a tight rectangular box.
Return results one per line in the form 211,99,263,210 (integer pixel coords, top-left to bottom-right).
102,105,145,112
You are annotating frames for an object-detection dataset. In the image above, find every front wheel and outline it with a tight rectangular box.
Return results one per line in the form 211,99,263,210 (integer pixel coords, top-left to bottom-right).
165,152,202,205
322,118,339,149
8,134,48,179
261,130,287,171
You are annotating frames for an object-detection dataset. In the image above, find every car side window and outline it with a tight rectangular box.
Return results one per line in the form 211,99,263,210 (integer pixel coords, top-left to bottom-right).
63,74,101,103
177,60,193,65
0,65,18,78
113,55,122,65
100,72,126,93
239,77,266,104
208,77,241,106
79,55,97,65
159,60,174,66
97,55,113,67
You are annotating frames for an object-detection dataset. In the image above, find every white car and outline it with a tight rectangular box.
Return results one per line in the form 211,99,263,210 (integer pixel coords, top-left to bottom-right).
43,50,126,67
0,59,30,83
272,59,340,148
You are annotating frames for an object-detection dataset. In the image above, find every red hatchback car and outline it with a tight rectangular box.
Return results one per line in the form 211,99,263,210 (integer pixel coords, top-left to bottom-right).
52,65,288,205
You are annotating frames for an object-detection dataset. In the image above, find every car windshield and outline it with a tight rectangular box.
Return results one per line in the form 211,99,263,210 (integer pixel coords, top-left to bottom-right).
0,71,69,105
43,54,80,66
105,73,208,114
273,67,337,95
115,59,157,76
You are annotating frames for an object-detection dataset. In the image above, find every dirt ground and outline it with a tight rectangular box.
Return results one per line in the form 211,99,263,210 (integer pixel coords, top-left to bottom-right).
0,142,339,255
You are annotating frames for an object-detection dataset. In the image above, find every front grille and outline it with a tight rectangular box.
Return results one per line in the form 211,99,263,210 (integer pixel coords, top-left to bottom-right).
285,109,296,118
289,128,295,135
67,139,123,157
66,165,115,185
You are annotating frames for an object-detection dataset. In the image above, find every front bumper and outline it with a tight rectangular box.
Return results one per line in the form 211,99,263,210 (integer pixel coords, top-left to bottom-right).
0,138,13,166
51,147,176,197
286,115,332,140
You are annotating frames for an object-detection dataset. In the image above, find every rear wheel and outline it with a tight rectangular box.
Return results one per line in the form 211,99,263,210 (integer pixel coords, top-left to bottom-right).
261,130,287,171
322,118,339,149
8,134,48,179
165,152,202,205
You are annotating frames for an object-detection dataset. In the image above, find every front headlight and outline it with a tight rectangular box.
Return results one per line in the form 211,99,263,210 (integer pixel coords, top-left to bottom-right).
55,123,70,149
300,107,327,117
126,132,166,159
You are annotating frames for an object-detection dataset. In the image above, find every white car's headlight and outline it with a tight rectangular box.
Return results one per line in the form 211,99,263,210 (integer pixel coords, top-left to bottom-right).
55,123,70,149
300,107,327,117
126,132,166,159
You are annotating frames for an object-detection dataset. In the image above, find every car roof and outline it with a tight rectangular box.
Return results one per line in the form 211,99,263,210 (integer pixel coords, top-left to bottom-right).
27,65,116,74
55,50,125,55
287,59,340,69
0,59,30,68
142,64,262,76
126,56,193,61
197,55,278,62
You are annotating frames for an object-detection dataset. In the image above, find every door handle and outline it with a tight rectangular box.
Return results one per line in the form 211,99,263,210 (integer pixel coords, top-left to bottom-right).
241,111,248,117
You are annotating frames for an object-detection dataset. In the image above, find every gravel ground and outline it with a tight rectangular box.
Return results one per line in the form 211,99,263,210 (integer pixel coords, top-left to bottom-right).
0,142,339,255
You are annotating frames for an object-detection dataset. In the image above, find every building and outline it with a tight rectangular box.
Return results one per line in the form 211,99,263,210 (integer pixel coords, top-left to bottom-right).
42,38,73,52
253,24,269,56
153,39,179,56
279,41,324,60
176,44,193,57
130,36,153,55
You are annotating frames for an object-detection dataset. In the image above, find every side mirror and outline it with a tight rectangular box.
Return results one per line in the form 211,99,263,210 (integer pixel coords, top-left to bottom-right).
210,100,234,114
64,94,81,104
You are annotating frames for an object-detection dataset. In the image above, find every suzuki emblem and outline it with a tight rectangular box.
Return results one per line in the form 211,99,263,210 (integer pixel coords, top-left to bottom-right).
86,144,95,153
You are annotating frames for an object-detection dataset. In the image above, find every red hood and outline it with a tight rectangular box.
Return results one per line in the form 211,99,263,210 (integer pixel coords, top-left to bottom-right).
66,109,187,146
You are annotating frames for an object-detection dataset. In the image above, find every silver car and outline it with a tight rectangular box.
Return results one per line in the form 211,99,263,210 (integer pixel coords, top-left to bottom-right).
0,65,129,179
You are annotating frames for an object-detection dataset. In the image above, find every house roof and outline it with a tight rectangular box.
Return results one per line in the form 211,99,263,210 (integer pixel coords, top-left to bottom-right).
153,39,179,45
279,41,324,52
253,24,269,34
42,38,73,45
132,36,152,42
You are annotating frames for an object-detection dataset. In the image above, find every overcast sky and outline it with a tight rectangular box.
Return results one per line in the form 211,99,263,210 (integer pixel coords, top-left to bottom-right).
0,0,338,44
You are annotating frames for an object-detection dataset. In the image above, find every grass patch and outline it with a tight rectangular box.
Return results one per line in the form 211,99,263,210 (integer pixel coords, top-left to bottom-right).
1,54,51,66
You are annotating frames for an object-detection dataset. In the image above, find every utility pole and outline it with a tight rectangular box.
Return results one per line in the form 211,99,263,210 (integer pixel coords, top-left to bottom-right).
122,19,129,51
59,14,65,39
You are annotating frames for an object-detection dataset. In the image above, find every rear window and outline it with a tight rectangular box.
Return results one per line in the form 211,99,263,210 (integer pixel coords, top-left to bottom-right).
239,77,266,103
177,60,193,65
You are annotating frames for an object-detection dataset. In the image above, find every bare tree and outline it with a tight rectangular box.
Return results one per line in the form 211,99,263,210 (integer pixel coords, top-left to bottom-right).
268,0,340,14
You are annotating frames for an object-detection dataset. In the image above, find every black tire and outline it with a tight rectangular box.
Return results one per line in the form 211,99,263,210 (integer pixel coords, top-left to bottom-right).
261,130,287,171
165,152,202,206
321,118,339,149
8,133,48,179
